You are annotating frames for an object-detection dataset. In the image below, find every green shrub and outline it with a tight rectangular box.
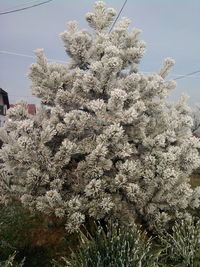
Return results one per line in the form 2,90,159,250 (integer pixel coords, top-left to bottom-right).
53,220,162,267
159,219,200,267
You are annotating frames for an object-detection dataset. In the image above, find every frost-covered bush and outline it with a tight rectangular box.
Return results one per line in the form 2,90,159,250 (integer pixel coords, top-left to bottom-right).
0,1,200,232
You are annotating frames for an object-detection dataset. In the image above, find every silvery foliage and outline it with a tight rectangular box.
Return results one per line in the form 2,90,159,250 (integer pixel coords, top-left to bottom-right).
0,1,200,232
57,222,160,267
160,219,200,266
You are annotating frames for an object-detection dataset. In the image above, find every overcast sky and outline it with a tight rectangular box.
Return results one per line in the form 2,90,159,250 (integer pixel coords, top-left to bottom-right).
0,0,200,106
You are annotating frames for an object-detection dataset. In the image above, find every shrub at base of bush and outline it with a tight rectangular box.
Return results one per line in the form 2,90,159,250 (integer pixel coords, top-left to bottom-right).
53,220,162,267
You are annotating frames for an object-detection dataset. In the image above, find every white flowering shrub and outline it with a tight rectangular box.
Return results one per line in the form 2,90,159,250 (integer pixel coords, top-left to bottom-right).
0,1,200,232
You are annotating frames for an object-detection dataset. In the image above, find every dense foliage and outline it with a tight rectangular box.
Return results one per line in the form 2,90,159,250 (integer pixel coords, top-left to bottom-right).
0,0,199,237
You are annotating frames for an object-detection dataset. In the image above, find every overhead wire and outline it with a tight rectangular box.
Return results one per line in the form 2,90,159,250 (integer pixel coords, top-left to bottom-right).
0,50,66,63
0,0,53,15
173,70,200,80
109,0,128,33
0,0,45,13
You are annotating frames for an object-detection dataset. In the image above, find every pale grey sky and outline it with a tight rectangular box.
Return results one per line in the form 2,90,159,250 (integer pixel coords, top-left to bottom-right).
0,0,200,105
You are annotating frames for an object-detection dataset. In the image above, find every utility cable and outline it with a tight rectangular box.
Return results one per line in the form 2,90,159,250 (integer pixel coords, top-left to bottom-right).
0,0,53,15
173,70,200,81
0,0,45,13
109,0,128,33
142,70,200,79
0,50,66,63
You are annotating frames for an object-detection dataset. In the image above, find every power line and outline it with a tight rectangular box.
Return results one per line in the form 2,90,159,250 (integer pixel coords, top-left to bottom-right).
142,71,200,80
173,70,200,81
109,0,128,33
0,0,44,13
0,50,66,63
0,0,53,15
0,50,35,59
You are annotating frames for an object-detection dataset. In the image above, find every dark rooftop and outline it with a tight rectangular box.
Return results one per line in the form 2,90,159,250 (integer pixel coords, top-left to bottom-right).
0,88,9,108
